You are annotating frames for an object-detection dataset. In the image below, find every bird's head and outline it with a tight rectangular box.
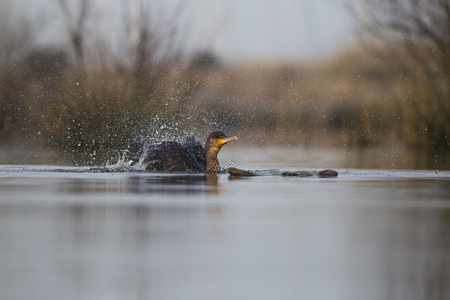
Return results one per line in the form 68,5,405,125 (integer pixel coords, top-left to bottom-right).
206,131,238,151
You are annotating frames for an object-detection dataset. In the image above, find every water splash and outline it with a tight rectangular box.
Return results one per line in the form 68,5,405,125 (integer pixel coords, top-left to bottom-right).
104,151,139,172
224,158,235,170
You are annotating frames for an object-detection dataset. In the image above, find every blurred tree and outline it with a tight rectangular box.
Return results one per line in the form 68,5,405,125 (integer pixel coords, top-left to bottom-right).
0,2,32,141
58,0,91,68
25,49,68,77
121,0,185,72
351,0,450,151
189,51,221,71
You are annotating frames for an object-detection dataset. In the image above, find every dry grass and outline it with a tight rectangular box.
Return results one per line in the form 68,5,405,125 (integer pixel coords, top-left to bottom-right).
0,45,448,165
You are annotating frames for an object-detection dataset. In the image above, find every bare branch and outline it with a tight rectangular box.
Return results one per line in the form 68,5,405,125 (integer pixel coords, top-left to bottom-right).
58,0,91,68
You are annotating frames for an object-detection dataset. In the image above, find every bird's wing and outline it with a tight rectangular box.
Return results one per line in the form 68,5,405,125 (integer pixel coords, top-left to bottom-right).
141,140,204,171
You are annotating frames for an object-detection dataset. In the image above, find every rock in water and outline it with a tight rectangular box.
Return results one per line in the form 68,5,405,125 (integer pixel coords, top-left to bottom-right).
318,169,338,177
227,167,258,176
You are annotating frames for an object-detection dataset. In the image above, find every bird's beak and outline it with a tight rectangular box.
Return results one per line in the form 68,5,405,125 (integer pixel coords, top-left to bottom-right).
217,136,238,145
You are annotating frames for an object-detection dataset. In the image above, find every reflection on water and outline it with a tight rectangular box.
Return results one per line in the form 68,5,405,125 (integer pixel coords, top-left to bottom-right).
62,173,219,195
1,144,450,170
0,167,449,300
228,145,450,171
379,208,450,300
343,147,450,170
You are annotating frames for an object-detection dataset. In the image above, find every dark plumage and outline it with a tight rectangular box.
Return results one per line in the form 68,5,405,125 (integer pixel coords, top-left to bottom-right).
124,131,238,172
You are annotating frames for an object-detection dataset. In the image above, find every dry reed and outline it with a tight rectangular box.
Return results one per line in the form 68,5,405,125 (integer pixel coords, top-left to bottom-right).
0,46,448,165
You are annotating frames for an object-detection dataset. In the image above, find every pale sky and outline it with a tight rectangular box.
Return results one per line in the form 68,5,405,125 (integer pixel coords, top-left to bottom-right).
2,0,356,62
210,0,355,61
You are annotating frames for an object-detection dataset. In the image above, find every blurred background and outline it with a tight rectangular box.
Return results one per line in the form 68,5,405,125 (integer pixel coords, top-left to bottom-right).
0,0,449,169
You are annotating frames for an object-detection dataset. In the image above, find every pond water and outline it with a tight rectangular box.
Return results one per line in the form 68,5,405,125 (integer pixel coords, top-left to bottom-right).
0,147,450,300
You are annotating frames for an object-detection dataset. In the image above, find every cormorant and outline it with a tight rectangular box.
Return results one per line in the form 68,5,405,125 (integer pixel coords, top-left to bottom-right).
124,131,238,172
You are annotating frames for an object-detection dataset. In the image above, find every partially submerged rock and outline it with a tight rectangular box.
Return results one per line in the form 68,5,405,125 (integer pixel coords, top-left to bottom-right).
318,169,339,177
227,167,338,177
276,171,314,177
227,167,258,176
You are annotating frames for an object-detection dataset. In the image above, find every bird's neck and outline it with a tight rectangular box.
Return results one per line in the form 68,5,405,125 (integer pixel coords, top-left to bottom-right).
205,145,221,173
